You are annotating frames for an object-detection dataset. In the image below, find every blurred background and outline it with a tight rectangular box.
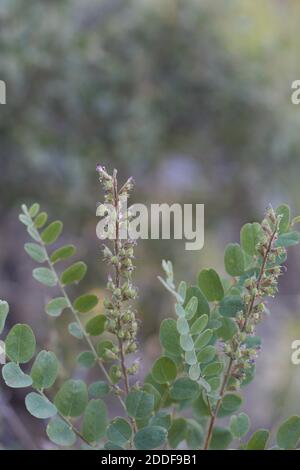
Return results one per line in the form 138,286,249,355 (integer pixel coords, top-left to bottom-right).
1,0,300,449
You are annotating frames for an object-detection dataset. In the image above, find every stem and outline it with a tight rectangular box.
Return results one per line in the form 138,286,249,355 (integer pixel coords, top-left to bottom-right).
112,171,137,435
203,223,278,450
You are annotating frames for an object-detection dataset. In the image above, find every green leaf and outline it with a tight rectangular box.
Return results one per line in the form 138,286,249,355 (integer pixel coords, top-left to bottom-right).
224,243,245,277
246,429,269,450
210,427,233,450
2,362,33,388
25,392,57,419
194,330,213,350
29,203,40,218
203,362,224,377
19,213,31,226
184,296,198,320
197,345,216,363
41,221,63,245
34,212,48,229
219,295,244,317
186,419,204,449
207,376,221,391
107,417,132,446
88,381,110,398
126,390,154,419
185,286,210,317
31,350,59,390
24,243,47,263
216,317,238,341
33,267,57,287
218,393,243,417
230,413,250,439
73,294,98,313
46,417,76,447
143,383,162,412
54,379,88,417
192,393,210,418
68,322,83,339
276,416,300,449
292,215,300,227
82,399,108,443
152,356,177,384
5,324,36,363
76,351,96,368
104,442,124,450
177,281,187,303
45,297,68,317
189,363,201,381
180,333,194,352
168,418,187,448
185,349,197,365
85,315,106,336
276,204,291,234
27,225,40,242
276,231,300,248
198,269,224,301
190,315,208,335
159,319,181,356
176,317,189,334
240,223,264,256
61,261,87,285
170,377,199,401
134,426,167,450
150,411,171,430
50,245,76,264
0,300,9,334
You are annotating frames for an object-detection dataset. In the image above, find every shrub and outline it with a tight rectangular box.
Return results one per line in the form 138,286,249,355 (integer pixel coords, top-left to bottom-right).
1,169,300,450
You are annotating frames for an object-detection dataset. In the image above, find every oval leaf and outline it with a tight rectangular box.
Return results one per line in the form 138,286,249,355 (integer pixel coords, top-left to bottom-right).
246,429,269,450
82,399,108,443
85,315,106,336
41,221,63,245
33,267,57,287
134,425,167,450
46,417,76,447
61,262,87,286
170,377,199,401
25,392,57,419
276,416,300,449
198,269,224,301
74,294,98,313
24,243,47,263
5,324,36,363
50,244,76,264
224,243,245,277
152,356,177,384
2,362,33,388
159,319,181,356
31,350,59,390
107,417,132,446
54,379,88,417
45,297,69,317
126,390,154,419
240,223,264,256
